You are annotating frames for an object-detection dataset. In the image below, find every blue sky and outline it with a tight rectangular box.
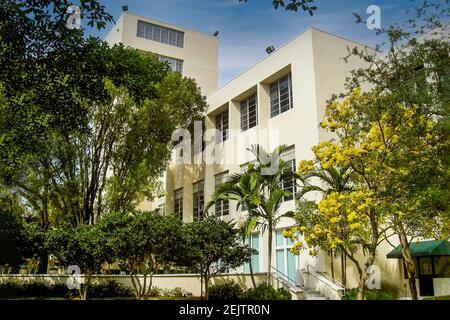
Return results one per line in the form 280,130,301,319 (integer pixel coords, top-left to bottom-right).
87,0,421,86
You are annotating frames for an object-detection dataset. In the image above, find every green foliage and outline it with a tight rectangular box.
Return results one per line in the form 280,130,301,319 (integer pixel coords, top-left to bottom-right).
0,280,132,299
0,1,207,228
242,283,291,300
97,211,185,299
145,286,187,298
0,280,67,299
208,280,245,300
179,217,253,298
342,282,400,300
0,208,25,268
239,0,317,15
86,280,133,299
45,223,112,299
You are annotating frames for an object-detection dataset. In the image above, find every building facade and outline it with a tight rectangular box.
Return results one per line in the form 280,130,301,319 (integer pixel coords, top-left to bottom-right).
105,12,219,96
104,14,450,298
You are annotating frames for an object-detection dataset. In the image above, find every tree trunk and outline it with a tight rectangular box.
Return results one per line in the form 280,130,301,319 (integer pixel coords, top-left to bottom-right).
330,250,335,279
341,255,347,288
398,232,419,300
248,237,257,288
80,274,92,300
358,250,376,300
37,253,48,274
267,225,273,284
200,274,204,300
204,272,210,300
249,255,257,289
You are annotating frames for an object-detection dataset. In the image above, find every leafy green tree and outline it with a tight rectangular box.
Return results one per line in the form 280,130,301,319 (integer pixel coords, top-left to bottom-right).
0,209,24,272
239,0,317,15
46,224,111,300
337,0,450,299
207,145,294,281
98,211,184,300
180,217,253,299
0,0,114,180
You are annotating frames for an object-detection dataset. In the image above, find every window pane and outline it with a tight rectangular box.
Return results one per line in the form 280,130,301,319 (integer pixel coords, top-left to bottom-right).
176,31,185,47
153,25,161,42
270,73,293,118
240,102,248,131
145,23,153,39
287,251,296,283
435,257,450,277
276,231,284,247
137,21,146,37
276,250,285,276
169,30,177,46
161,28,169,44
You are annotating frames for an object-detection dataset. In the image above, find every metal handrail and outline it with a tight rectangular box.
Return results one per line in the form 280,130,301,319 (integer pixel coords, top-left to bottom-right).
306,265,346,292
270,266,305,290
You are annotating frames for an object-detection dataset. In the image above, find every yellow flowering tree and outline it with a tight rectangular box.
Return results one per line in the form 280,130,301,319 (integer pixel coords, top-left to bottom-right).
290,1,449,300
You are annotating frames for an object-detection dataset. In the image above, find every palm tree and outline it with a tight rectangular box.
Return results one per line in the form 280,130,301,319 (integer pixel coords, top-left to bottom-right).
297,165,352,286
206,145,295,282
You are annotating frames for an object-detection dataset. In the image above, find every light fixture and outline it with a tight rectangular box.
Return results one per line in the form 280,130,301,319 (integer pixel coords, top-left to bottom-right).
266,45,275,54
213,30,219,37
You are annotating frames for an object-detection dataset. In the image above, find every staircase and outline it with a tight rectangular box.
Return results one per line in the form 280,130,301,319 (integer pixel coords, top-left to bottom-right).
269,266,305,300
304,289,329,300
303,265,346,300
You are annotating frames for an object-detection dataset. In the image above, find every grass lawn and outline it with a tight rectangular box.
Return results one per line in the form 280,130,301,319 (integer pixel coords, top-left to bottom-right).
423,295,450,300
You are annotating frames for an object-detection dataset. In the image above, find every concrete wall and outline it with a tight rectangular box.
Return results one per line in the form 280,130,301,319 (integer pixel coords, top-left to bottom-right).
0,273,267,297
433,278,450,297
104,12,218,96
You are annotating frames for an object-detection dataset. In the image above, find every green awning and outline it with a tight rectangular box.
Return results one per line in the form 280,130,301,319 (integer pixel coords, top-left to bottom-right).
387,240,450,259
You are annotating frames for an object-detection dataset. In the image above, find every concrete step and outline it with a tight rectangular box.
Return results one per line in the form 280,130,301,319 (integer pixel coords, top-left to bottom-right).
304,290,329,300
305,296,329,300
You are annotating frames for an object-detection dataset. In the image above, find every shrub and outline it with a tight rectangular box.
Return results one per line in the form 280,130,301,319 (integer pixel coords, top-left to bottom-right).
87,280,133,299
208,280,244,300
0,279,133,299
342,282,400,300
164,287,187,298
146,286,162,297
242,283,291,300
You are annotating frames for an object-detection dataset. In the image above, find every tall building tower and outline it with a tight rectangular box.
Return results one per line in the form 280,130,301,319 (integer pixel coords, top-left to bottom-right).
104,12,219,96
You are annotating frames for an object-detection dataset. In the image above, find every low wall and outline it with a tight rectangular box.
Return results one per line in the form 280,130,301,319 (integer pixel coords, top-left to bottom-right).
433,278,450,297
0,273,267,297
303,272,344,300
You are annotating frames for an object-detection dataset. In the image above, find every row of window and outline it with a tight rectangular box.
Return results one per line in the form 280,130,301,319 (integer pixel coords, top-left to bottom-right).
157,54,184,74
243,230,297,281
173,160,296,220
215,73,294,143
137,20,185,48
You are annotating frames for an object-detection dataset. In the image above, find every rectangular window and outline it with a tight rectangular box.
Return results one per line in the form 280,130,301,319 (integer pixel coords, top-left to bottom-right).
193,181,204,222
243,233,260,273
240,94,258,131
215,110,229,144
157,204,165,215
281,159,296,202
174,189,183,220
158,54,184,74
270,74,293,118
275,230,297,285
215,172,229,217
137,20,185,48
